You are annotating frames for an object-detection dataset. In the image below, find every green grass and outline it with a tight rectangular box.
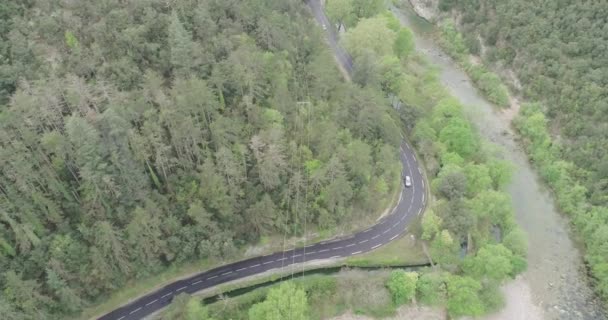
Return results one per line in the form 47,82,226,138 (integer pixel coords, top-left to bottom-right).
345,231,429,267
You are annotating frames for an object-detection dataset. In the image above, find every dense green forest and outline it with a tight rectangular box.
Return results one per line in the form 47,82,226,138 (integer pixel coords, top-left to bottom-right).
0,0,406,318
438,0,608,206
438,0,608,305
172,8,529,319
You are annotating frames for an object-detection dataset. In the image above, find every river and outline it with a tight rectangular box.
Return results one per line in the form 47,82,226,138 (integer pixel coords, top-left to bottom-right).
390,3,607,320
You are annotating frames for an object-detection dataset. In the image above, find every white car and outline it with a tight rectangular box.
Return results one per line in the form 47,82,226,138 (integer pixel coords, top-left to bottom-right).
322,24,327,30
404,175,412,187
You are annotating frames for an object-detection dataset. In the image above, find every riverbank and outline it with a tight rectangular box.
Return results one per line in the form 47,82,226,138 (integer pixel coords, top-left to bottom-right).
391,2,606,319
328,276,541,320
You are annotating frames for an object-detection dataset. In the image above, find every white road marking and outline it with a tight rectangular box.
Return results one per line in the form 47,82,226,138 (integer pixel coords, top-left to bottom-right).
130,307,142,314
383,229,390,234
277,257,287,261
391,205,399,215
250,264,261,268
222,271,233,276
418,208,422,216
146,299,158,306
263,261,273,265
236,268,247,272
372,235,380,240
418,167,422,174
306,244,315,248
351,251,362,255
422,194,425,202
306,251,316,255
292,254,302,257
413,156,417,163
192,280,203,285
346,243,356,247
390,235,398,241
161,293,172,299
359,239,368,244
330,255,341,259
406,144,411,150
333,246,343,250
371,244,382,249
319,249,330,253
176,286,188,291
393,222,399,227
207,275,218,280
118,317,125,320
363,228,372,232
422,180,425,188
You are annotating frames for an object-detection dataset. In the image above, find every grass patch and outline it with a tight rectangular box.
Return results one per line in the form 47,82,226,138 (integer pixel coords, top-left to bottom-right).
346,231,429,267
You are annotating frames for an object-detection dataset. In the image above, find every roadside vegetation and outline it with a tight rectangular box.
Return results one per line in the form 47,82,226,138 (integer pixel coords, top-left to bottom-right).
435,0,608,307
165,270,415,320
0,1,405,319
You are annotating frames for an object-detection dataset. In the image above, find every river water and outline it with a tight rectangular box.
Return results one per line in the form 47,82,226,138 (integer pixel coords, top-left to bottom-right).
390,4,607,320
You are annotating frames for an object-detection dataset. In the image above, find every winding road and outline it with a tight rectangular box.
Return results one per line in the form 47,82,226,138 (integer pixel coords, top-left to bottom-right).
98,2,427,320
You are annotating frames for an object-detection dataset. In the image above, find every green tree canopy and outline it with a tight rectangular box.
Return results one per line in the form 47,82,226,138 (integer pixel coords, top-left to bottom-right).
249,282,308,320
386,270,418,305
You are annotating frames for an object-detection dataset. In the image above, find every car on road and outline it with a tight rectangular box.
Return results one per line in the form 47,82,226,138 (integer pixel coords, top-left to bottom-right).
322,23,327,30
404,175,412,187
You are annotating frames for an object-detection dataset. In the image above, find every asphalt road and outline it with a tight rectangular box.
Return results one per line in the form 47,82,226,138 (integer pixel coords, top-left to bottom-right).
307,0,354,75
99,140,426,320
98,3,427,320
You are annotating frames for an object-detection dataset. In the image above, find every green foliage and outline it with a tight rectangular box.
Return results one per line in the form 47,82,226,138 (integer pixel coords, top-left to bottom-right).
438,22,468,61
450,0,608,205
437,21,510,108
386,270,418,305
462,244,515,281
502,227,528,257
430,229,459,267
444,1,608,304
351,0,384,21
248,282,308,320
326,0,354,30
416,272,446,306
479,282,505,313
163,294,214,320
64,31,79,50
0,2,404,318
446,275,484,317
343,16,396,59
515,103,608,303
394,28,415,59
421,209,441,241
464,63,510,107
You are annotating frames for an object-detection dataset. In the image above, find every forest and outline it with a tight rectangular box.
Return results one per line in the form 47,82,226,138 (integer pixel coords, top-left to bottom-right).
0,0,406,318
156,7,529,318
439,0,608,306
164,6,529,320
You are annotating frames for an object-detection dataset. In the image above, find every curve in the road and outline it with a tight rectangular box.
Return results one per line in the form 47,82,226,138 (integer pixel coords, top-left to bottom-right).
99,141,426,320
99,3,427,319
